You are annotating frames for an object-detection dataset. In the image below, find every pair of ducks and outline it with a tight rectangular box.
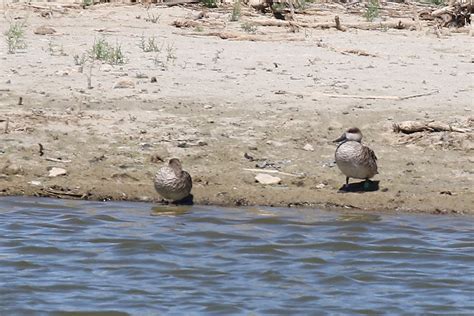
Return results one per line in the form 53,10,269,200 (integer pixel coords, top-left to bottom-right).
154,127,378,202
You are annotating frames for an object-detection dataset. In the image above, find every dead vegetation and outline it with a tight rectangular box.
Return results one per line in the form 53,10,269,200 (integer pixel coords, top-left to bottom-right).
393,119,473,150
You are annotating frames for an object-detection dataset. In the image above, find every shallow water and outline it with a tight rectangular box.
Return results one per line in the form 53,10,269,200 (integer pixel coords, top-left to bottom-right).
0,197,473,315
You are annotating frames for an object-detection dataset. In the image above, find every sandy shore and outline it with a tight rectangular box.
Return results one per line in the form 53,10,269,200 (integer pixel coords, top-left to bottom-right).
0,3,473,214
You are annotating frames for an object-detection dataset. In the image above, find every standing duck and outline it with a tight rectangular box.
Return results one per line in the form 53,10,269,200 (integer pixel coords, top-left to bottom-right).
334,127,378,190
154,158,192,202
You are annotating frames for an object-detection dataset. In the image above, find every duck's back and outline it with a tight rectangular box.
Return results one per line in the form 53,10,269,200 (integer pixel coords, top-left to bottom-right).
154,167,192,201
336,141,378,179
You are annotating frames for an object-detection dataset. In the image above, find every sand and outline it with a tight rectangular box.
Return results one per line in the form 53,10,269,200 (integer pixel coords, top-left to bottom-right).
0,3,473,214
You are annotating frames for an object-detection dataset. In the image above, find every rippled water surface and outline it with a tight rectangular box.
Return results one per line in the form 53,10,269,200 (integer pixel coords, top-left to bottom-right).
1,197,473,315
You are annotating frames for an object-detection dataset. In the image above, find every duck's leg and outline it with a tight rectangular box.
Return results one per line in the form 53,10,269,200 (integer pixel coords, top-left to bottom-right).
342,176,350,190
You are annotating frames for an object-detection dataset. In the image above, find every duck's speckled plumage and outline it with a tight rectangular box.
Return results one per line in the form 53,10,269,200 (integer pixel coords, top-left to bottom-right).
154,158,192,202
334,128,378,183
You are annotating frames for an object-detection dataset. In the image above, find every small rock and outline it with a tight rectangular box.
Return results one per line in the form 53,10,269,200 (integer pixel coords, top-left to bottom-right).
266,140,284,147
113,79,135,89
150,77,157,83
197,141,208,146
140,142,152,149
204,105,213,109
29,181,42,186
315,183,325,189
34,26,56,35
255,173,281,185
101,64,113,72
244,152,255,161
48,167,67,177
303,143,314,151
2,163,23,175
136,73,148,79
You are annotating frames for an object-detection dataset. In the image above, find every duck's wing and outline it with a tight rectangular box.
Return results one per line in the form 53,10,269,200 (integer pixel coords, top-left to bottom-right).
182,171,193,190
367,147,377,161
361,145,378,171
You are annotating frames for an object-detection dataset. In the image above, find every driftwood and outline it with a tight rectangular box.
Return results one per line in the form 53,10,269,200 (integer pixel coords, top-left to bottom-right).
334,15,346,32
156,0,200,6
247,18,416,31
393,121,469,134
178,31,304,41
420,3,473,27
320,90,439,100
172,19,224,28
243,168,304,178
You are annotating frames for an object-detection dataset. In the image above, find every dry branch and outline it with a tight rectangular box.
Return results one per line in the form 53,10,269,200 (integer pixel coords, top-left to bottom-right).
172,19,224,28
320,90,439,100
421,3,473,27
393,121,469,134
156,0,200,6
243,168,303,178
247,18,416,31
177,31,304,41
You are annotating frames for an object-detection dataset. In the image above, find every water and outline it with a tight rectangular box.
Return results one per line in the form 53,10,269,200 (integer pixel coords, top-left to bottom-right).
0,197,473,315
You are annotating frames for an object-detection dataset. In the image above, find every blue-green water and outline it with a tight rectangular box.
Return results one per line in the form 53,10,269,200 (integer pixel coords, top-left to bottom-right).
0,197,473,315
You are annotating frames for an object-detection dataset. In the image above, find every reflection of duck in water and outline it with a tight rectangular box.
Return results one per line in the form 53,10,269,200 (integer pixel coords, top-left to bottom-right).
333,127,378,190
154,158,192,202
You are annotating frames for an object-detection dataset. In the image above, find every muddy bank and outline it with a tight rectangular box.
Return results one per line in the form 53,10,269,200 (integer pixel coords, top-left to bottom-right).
0,4,473,214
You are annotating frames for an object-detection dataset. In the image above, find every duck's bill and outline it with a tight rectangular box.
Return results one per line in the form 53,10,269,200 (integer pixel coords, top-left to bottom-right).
333,134,346,142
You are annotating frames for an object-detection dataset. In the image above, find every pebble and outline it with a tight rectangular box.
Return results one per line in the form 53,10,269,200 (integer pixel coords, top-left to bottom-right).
101,64,113,72
255,173,281,185
113,79,135,89
303,144,314,151
48,167,67,177
34,26,56,35
2,164,23,175
29,181,42,186
315,183,326,189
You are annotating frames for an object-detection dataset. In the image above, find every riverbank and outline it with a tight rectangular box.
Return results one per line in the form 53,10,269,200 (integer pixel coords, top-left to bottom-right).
0,4,472,214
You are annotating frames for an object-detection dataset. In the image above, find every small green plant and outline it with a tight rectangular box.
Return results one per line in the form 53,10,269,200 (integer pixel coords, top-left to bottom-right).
166,43,177,64
48,40,67,56
83,0,93,6
201,0,218,8
271,2,286,11
194,26,204,32
5,21,27,54
108,43,125,65
241,22,257,34
364,0,379,22
212,49,223,64
230,1,241,22
145,11,160,23
139,35,161,53
428,0,444,5
89,38,126,65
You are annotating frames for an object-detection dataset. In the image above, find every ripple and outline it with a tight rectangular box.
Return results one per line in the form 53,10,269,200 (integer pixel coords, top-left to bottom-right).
0,197,473,315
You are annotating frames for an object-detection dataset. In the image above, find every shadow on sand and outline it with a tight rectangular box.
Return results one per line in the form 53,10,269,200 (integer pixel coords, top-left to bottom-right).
338,180,380,193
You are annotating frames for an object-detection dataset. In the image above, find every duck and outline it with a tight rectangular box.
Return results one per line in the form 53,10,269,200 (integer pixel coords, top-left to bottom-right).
333,127,378,189
154,158,192,202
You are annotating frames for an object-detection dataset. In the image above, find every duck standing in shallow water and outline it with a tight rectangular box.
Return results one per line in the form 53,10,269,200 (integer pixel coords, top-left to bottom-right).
154,158,192,202
333,127,378,190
